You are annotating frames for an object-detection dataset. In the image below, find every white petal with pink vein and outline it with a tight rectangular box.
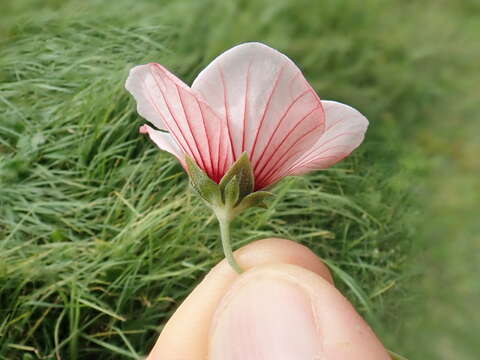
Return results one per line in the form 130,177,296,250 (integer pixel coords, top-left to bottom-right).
125,42,368,190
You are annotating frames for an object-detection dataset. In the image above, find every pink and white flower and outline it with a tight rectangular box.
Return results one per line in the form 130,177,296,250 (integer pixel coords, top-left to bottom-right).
126,42,368,190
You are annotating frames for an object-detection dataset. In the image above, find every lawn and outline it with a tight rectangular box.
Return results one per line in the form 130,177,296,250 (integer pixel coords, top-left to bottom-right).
1,0,478,359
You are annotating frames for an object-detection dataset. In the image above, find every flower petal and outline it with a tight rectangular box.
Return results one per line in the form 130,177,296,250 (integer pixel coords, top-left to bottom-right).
140,124,186,168
191,42,325,188
264,100,368,185
125,63,233,182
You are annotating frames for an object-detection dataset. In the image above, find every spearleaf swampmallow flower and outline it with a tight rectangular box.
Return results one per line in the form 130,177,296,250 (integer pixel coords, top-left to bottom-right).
125,42,368,273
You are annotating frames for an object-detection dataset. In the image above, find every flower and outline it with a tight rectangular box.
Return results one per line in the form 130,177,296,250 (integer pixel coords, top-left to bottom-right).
125,42,369,273
125,42,368,191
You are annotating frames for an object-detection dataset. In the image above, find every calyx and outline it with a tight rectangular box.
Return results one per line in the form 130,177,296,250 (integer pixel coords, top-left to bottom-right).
186,152,273,219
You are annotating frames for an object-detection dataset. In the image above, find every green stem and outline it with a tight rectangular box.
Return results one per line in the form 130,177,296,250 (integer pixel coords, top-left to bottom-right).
217,213,243,274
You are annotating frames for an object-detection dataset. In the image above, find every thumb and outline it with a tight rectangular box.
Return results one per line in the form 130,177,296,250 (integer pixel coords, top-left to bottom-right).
209,264,389,360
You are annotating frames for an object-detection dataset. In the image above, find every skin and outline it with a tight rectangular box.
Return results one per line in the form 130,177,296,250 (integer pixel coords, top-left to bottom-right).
147,238,390,360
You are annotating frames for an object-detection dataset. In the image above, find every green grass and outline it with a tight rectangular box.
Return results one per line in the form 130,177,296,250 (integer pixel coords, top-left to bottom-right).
396,5,480,356
1,0,478,359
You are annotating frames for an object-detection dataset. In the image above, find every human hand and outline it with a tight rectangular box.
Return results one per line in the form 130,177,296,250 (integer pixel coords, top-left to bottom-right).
147,238,390,360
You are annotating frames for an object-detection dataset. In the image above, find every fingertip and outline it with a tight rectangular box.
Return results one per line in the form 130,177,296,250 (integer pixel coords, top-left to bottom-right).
147,238,334,360
209,264,389,360
234,237,334,284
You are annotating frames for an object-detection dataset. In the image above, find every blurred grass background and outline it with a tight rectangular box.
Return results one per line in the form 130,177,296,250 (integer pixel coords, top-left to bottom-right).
1,0,478,359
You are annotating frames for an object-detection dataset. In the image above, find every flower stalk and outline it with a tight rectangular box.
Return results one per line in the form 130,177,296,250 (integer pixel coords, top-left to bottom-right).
215,208,243,274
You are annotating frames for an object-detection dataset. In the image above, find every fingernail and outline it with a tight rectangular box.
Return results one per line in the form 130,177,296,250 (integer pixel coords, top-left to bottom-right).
210,274,322,360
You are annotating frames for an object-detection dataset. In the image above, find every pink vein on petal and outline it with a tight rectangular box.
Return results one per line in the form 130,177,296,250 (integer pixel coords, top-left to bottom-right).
242,59,253,154
174,83,208,173
216,126,225,181
286,152,348,175
294,130,359,166
252,88,315,173
285,154,345,176
217,64,236,162
249,63,286,162
314,144,353,157
213,107,222,182
256,106,322,177
256,136,312,188
142,71,192,158
195,97,216,180
148,65,201,164
256,106,322,187
296,127,357,158
325,116,348,131
287,71,303,98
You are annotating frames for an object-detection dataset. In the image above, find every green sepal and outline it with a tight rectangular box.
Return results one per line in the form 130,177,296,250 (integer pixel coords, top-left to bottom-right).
219,152,254,201
186,153,273,217
223,175,240,208
185,156,221,205
236,191,274,212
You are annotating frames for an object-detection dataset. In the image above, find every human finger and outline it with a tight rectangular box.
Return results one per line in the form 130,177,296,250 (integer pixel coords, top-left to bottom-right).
147,238,332,360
